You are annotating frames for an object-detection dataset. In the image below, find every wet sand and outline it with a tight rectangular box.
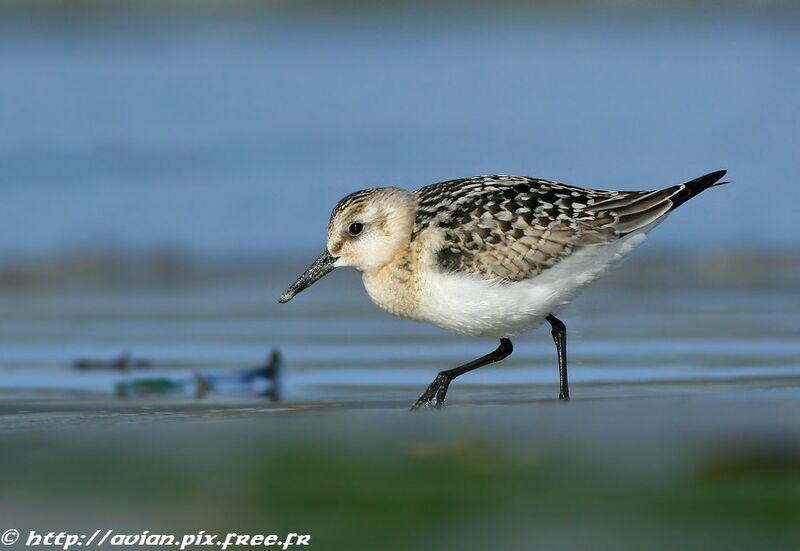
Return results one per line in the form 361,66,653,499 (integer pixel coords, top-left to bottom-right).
3,390,800,550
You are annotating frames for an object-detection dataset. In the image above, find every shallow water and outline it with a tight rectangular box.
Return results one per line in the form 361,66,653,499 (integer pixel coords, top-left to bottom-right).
2,257,799,413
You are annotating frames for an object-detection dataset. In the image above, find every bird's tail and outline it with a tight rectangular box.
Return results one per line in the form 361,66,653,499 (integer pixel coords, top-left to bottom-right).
666,170,728,212
590,170,728,236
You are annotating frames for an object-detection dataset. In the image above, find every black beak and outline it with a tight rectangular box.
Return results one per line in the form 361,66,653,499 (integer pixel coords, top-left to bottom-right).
278,250,338,304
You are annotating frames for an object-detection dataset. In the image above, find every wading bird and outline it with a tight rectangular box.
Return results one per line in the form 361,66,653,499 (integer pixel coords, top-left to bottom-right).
279,170,727,409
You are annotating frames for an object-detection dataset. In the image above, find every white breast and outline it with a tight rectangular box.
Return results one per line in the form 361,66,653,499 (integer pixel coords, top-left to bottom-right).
414,230,650,337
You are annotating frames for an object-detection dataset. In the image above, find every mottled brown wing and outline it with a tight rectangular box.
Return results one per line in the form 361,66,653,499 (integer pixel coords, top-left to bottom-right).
414,172,725,281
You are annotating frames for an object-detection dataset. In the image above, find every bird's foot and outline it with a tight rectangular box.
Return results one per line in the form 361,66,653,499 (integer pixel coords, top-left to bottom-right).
410,373,451,411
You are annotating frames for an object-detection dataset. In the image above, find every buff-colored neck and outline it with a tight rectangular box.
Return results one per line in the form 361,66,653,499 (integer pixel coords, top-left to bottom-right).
362,237,422,319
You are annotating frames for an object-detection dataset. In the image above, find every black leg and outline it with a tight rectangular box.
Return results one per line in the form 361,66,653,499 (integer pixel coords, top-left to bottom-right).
546,314,569,401
411,338,513,410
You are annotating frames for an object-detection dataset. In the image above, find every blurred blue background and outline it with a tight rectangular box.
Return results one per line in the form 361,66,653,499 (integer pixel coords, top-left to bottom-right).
1,7,798,260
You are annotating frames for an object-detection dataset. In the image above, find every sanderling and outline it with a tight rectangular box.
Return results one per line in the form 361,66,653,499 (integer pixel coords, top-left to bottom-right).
279,170,727,409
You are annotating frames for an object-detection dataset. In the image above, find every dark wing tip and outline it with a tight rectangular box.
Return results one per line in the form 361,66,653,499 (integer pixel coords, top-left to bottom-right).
668,169,729,211
687,170,727,189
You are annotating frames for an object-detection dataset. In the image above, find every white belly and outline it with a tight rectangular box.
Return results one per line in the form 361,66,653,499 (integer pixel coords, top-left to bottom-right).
414,231,649,337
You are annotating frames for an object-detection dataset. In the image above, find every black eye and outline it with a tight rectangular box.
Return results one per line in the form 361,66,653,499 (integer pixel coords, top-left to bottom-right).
348,222,364,236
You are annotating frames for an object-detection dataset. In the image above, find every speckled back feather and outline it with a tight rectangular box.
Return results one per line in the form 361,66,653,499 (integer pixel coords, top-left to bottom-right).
414,172,726,282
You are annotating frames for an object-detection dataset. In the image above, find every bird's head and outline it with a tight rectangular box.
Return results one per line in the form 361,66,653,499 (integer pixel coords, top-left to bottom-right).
278,187,416,304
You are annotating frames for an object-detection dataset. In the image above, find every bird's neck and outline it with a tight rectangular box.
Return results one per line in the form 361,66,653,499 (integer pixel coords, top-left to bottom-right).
362,243,421,319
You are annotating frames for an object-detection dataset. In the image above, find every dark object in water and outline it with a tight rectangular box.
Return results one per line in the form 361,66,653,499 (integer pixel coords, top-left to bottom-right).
74,351,152,372
233,349,282,400
200,349,282,400
114,349,283,401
